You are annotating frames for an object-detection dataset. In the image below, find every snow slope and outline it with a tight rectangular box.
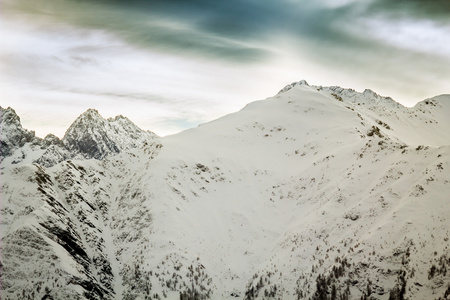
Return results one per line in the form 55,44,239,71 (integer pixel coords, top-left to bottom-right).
1,81,449,300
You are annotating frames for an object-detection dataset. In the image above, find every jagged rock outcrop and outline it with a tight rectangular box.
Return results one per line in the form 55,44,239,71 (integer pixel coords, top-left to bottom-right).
0,107,40,159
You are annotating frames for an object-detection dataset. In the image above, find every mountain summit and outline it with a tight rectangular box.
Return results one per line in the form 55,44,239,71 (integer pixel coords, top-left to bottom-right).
0,107,38,158
63,109,156,160
1,83,449,300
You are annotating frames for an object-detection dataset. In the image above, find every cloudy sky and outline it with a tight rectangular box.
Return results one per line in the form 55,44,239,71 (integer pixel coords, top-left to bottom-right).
1,0,449,137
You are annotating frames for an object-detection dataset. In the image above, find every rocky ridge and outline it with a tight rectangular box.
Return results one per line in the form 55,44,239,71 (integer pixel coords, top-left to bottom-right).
0,107,157,168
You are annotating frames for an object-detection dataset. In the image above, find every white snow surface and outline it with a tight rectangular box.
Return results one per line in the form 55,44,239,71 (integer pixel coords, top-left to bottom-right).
1,82,450,299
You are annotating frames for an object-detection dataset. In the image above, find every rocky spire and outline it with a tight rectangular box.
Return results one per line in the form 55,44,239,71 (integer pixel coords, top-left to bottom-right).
0,106,38,158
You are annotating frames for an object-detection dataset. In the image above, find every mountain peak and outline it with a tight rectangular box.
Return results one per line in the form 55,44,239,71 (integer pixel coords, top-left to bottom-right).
297,79,309,86
74,108,104,123
277,80,309,94
0,106,37,158
111,114,127,121
62,109,156,160
83,108,100,115
43,133,64,147
0,106,21,127
363,88,378,97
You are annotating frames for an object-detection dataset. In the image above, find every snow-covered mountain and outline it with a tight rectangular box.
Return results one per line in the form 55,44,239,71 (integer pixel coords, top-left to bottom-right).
0,107,157,168
1,81,449,300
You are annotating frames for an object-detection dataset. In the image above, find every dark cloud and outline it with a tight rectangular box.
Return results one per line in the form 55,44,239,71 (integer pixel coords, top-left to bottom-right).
7,0,448,66
366,0,450,20
1,0,350,61
4,0,272,62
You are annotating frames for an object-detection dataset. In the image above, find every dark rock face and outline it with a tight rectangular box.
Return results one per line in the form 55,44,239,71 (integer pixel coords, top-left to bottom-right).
0,107,38,158
62,109,116,160
66,131,119,160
